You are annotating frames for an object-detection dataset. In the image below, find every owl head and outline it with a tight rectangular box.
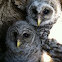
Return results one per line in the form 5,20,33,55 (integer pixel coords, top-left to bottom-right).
6,21,41,62
27,0,61,26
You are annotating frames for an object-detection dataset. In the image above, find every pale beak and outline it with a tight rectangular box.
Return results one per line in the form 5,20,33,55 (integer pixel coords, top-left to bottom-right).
37,14,42,26
17,39,22,48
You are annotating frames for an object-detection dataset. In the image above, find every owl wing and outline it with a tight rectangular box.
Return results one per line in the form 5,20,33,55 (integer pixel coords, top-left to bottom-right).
42,39,62,62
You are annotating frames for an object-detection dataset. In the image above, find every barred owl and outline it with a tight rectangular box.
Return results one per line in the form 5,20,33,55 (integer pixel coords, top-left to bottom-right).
27,0,61,26
5,21,41,62
27,0,61,40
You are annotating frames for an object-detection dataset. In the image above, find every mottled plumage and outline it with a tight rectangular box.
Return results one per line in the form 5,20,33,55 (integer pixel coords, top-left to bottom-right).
41,39,62,62
5,21,41,62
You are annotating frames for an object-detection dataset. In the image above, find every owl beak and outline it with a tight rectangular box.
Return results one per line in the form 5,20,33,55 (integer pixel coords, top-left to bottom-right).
17,39,22,48
37,14,41,26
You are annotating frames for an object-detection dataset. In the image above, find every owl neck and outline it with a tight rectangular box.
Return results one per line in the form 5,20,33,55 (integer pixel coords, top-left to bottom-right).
5,49,26,62
5,44,41,62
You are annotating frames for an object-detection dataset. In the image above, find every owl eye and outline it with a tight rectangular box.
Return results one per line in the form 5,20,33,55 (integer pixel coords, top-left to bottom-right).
43,8,50,15
13,32,17,38
23,33,30,38
32,8,37,15
13,32,18,45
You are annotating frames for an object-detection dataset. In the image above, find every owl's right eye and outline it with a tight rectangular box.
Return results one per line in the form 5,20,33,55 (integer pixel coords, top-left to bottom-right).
23,33,30,38
43,8,50,15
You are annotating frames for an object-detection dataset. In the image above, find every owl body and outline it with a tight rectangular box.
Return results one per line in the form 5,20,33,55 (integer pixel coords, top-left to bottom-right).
5,21,41,62
41,39,62,62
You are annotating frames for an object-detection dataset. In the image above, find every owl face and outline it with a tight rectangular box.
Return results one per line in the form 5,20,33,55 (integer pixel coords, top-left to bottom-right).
6,21,41,62
27,0,61,26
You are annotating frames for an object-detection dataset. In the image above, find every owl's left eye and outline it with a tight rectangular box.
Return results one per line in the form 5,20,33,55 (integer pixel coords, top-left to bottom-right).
23,33,30,38
13,32,17,39
32,7,37,15
43,8,50,15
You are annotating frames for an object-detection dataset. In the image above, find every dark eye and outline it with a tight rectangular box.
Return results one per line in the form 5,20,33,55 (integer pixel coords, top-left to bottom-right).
23,33,30,38
13,32,18,46
13,32,18,45
43,9,50,15
32,7,37,14
13,32,17,38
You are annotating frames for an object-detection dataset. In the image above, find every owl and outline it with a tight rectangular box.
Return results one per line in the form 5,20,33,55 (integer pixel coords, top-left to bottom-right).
5,21,41,62
26,0,61,40
27,0,61,26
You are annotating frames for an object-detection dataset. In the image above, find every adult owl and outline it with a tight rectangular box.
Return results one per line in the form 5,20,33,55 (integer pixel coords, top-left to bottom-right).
5,21,41,62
